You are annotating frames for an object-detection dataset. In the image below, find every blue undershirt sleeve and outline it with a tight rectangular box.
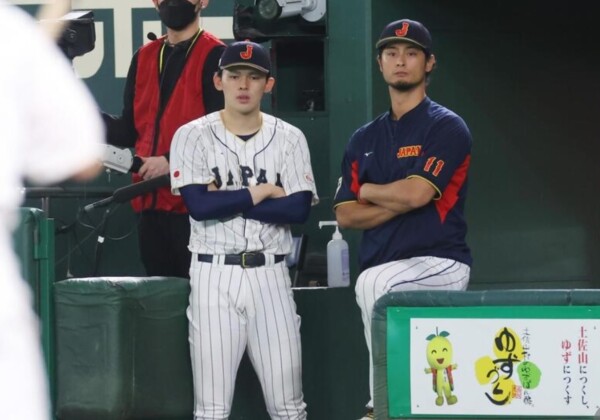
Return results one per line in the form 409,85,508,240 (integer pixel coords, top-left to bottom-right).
243,191,312,224
180,184,253,221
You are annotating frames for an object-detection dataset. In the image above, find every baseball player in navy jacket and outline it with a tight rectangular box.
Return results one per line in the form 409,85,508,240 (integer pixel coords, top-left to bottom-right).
334,19,472,419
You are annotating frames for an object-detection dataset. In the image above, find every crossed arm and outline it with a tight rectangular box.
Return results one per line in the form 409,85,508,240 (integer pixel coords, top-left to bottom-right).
180,183,312,224
335,177,436,230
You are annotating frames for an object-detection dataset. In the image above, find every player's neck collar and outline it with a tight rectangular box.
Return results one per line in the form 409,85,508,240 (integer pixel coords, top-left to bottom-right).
389,94,428,121
219,110,263,137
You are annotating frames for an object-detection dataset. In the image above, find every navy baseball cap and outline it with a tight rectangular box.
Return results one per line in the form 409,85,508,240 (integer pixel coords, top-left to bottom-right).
219,40,271,74
375,19,432,54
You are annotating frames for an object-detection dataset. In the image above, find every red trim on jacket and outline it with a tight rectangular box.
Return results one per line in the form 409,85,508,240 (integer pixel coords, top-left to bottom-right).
435,154,470,223
132,31,223,213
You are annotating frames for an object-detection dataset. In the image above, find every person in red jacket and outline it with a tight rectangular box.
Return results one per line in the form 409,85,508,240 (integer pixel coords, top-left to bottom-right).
103,0,224,278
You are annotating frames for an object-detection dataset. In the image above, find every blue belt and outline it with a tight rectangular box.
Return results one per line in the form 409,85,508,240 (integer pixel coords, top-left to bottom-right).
197,253,285,268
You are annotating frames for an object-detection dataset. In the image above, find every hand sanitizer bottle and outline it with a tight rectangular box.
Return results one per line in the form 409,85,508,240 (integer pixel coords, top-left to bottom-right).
318,221,350,287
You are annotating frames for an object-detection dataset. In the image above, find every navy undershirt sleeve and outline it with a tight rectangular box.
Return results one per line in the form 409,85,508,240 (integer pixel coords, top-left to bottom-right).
244,191,312,224
181,185,312,224
180,184,253,221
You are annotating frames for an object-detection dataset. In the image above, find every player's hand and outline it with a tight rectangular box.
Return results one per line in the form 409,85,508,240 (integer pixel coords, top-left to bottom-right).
357,184,370,205
138,156,169,180
270,185,286,198
248,183,285,204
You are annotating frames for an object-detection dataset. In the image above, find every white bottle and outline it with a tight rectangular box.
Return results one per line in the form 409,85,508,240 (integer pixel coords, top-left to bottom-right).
318,221,350,288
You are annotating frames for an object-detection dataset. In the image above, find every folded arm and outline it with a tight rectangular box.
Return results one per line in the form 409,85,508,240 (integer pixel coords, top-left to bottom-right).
180,183,290,221
335,201,399,230
335,177,436,230
244,191,312,224
360,177,436,213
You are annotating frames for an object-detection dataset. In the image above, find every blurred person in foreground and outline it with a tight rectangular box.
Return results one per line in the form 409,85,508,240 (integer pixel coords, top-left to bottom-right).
0,1,104,418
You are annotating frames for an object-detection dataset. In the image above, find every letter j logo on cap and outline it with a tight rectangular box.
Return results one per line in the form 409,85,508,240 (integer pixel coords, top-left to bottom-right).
240,45,253,60
395,22,409,37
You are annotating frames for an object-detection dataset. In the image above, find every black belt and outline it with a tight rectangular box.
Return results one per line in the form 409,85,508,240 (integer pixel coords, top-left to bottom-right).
197,253,285,268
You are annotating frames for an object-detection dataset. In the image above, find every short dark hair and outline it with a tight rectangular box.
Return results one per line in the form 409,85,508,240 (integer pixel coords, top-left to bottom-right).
376,43,431,60
216,67,270,79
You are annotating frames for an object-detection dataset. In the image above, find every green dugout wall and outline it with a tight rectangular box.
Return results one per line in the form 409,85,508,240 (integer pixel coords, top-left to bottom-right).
15,0,600,289
10,1,600,419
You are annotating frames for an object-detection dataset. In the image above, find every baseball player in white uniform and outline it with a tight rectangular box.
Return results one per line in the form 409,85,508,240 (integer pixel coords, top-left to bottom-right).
1,2,104,418
170,40,318,419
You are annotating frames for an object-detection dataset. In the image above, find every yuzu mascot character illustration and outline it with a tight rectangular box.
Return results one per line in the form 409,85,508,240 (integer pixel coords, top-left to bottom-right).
424,329,458,406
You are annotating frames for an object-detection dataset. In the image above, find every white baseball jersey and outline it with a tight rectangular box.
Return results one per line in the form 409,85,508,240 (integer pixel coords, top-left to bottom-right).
170,111,319,254
170,111,317,419
0,3,104,419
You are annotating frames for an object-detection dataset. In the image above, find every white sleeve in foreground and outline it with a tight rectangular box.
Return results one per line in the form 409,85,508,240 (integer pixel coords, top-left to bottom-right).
8,5,104,185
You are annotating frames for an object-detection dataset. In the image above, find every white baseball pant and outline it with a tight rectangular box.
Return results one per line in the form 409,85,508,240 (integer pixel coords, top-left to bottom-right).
355,256,470,408
189,257,307,419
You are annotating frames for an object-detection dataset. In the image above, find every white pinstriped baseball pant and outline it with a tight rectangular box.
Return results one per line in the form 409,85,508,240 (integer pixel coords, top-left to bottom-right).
189,257,307,420
355,256,470,408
